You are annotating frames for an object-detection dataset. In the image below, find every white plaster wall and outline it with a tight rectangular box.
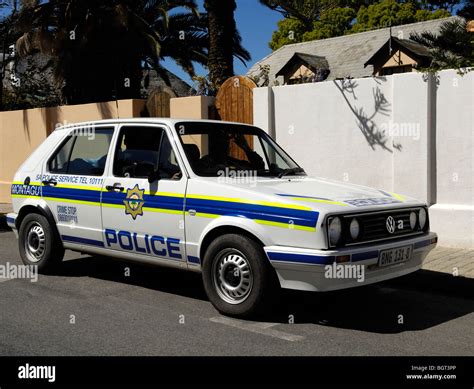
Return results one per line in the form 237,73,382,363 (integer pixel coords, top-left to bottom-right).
391,72,431,203
254,74,430,200
253,87,273,136
270,78,394,191
429,70,474,248
253,71,474,248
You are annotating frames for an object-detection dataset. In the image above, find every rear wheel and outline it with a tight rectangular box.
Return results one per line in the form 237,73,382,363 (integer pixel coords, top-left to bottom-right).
202,234,279,318
19,213,64,273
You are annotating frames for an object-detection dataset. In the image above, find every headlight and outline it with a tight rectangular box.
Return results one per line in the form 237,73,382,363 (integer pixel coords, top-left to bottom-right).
409,211,417,230
328,217,342,246
349,218,360,240
419,208,427,229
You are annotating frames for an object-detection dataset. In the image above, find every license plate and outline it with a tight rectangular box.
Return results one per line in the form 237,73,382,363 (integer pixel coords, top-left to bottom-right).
378,245,412,267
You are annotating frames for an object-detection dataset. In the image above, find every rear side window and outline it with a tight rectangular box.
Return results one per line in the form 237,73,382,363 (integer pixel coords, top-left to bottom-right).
49,136,75,174
113,125,181,180
48,128,114,176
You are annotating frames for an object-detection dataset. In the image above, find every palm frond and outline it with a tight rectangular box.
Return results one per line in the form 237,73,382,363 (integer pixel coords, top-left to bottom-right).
410,19,474,70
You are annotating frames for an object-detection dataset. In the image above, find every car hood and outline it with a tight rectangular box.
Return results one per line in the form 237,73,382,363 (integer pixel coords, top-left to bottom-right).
198,176,424,213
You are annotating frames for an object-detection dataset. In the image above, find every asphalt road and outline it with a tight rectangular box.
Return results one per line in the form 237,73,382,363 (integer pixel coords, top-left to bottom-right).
0,230,473,356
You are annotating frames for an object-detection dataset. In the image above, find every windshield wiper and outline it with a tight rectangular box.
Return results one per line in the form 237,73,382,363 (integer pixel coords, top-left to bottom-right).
278,167,306,178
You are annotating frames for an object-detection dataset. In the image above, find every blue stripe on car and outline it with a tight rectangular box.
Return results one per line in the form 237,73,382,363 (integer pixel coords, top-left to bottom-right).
62,235,104,247
276,193,333,201
267,251,335,265
268,249,383,265
185,198,318,228
352,250,379,262
101,192,185,211
40,186,318,228
42,186,101,203
187,256,200,264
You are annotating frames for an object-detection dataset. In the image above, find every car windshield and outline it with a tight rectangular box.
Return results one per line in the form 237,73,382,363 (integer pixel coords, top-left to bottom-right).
176,122,305,178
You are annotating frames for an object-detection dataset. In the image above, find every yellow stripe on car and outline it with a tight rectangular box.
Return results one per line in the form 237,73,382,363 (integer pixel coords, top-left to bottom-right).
287,197,348,206
191,211,219,219
186,194,313,211
42,197,101,206
143,191,185,197
255,219,316,232
11,194,37,199
13,182,100,192
12,181,41,186
144,207,183,215
388,192,406,202
56,184,102,192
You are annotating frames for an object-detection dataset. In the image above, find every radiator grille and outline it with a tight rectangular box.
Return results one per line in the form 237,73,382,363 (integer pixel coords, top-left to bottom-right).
328,207,428,248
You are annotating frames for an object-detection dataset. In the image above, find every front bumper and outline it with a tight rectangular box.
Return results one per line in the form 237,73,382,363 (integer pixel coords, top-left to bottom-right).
6,213,18,237
265,232,438,292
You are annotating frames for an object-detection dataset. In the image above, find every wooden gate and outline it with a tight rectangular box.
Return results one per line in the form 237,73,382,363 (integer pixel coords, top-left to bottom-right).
215,76,257,124
146,87,176,117
215,76,257,160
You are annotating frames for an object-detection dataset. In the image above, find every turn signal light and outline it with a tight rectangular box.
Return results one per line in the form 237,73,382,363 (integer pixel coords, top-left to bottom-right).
336,255,350,263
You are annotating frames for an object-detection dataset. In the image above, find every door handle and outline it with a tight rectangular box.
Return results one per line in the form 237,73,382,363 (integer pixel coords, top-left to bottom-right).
106,183,124,192
42,180,57,187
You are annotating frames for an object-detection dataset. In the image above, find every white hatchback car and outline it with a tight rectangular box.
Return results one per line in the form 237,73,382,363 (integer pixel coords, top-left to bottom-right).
7,119,437,317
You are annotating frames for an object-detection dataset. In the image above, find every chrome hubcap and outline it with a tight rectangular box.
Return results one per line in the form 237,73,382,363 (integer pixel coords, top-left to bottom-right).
25,223,46,263
212,249,253,304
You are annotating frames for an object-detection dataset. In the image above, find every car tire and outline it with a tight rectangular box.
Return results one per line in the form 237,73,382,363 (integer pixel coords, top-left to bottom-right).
18,213,65,273
202,234,280,318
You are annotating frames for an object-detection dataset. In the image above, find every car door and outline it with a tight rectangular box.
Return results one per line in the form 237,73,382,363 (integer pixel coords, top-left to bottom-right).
101,123,187,265
42,125,115,248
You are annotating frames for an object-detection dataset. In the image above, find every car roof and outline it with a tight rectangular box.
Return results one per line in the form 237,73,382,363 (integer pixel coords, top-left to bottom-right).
54,118,256,132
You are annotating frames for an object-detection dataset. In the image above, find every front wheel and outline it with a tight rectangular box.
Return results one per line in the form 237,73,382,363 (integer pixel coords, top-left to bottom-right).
202,234,279,318
18,213,65,273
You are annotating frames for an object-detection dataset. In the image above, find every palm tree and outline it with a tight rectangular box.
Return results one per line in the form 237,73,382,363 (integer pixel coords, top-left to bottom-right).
14,0,200,104
0,0,20,108
204,0,250,89
410,18,474,71
13,0,251,104
155,11,208,83
158,11,249,86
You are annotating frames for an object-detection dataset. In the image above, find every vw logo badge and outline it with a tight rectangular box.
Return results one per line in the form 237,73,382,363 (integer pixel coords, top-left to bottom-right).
386,216,396,234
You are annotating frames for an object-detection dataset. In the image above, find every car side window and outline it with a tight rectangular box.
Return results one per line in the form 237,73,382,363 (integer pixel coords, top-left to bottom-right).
49,136,75,174
49,128,114,176
113,126,182,180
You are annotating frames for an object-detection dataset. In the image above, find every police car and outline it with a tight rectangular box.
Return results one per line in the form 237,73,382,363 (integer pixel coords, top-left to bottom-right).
7,119,437,317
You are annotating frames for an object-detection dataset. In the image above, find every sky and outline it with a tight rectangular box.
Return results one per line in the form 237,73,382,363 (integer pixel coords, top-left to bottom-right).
162,0,282,87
